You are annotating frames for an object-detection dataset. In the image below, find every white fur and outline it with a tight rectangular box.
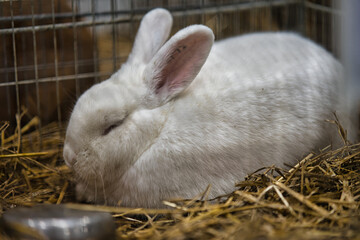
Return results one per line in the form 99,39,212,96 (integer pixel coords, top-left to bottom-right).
63,8,358,208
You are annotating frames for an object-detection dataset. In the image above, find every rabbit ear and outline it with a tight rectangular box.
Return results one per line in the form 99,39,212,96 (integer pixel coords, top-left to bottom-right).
128,8,173,64
143,25,214,106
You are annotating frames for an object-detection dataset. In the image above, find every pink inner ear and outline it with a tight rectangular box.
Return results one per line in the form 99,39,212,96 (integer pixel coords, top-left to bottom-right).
156,60,194,94
154,36,207,96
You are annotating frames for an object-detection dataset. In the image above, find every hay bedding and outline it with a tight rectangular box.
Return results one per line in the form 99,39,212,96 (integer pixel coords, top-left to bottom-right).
0,115,359,240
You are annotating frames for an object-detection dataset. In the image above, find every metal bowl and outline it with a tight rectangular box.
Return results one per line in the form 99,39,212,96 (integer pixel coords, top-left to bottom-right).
1,204,116,240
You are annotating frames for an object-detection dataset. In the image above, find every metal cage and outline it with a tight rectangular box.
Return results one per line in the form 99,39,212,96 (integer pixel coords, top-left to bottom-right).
0,0,355,138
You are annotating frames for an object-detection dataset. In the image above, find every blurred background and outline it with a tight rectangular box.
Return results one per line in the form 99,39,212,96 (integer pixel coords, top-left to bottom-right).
0,0,359,136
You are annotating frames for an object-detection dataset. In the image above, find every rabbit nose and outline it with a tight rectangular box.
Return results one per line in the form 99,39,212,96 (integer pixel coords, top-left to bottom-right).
63,145,76,167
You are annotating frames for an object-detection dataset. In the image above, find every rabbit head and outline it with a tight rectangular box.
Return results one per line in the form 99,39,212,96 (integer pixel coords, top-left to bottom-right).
63,8,214,203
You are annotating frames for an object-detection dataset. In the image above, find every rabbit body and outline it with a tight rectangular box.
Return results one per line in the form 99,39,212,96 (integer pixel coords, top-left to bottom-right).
63,9,357,208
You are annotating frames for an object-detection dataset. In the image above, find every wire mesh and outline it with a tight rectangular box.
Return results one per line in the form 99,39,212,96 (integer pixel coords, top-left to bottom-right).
0,0,344,132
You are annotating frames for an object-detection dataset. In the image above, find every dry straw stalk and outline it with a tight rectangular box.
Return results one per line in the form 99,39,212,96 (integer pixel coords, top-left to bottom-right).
0,116,359,240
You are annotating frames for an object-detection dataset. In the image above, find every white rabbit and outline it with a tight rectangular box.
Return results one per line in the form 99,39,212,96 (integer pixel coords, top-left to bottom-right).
63,8,358,208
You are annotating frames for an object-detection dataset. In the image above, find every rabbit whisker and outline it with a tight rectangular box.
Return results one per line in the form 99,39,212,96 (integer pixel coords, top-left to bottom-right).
100,172,108,205
92,169,98,203
76,174,90,202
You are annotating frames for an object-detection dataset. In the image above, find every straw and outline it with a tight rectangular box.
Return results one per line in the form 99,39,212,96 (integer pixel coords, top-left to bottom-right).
0,116,359,240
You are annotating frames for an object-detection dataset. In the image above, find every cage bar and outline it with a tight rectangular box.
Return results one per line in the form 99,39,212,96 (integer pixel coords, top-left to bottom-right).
0,0,354,131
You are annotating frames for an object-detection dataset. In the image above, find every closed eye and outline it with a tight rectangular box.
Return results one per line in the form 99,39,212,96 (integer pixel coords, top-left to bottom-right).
102,120,123,136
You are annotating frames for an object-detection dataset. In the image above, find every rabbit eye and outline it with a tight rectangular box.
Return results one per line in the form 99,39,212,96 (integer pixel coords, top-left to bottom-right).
102,122,121,136
102,113,128,136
